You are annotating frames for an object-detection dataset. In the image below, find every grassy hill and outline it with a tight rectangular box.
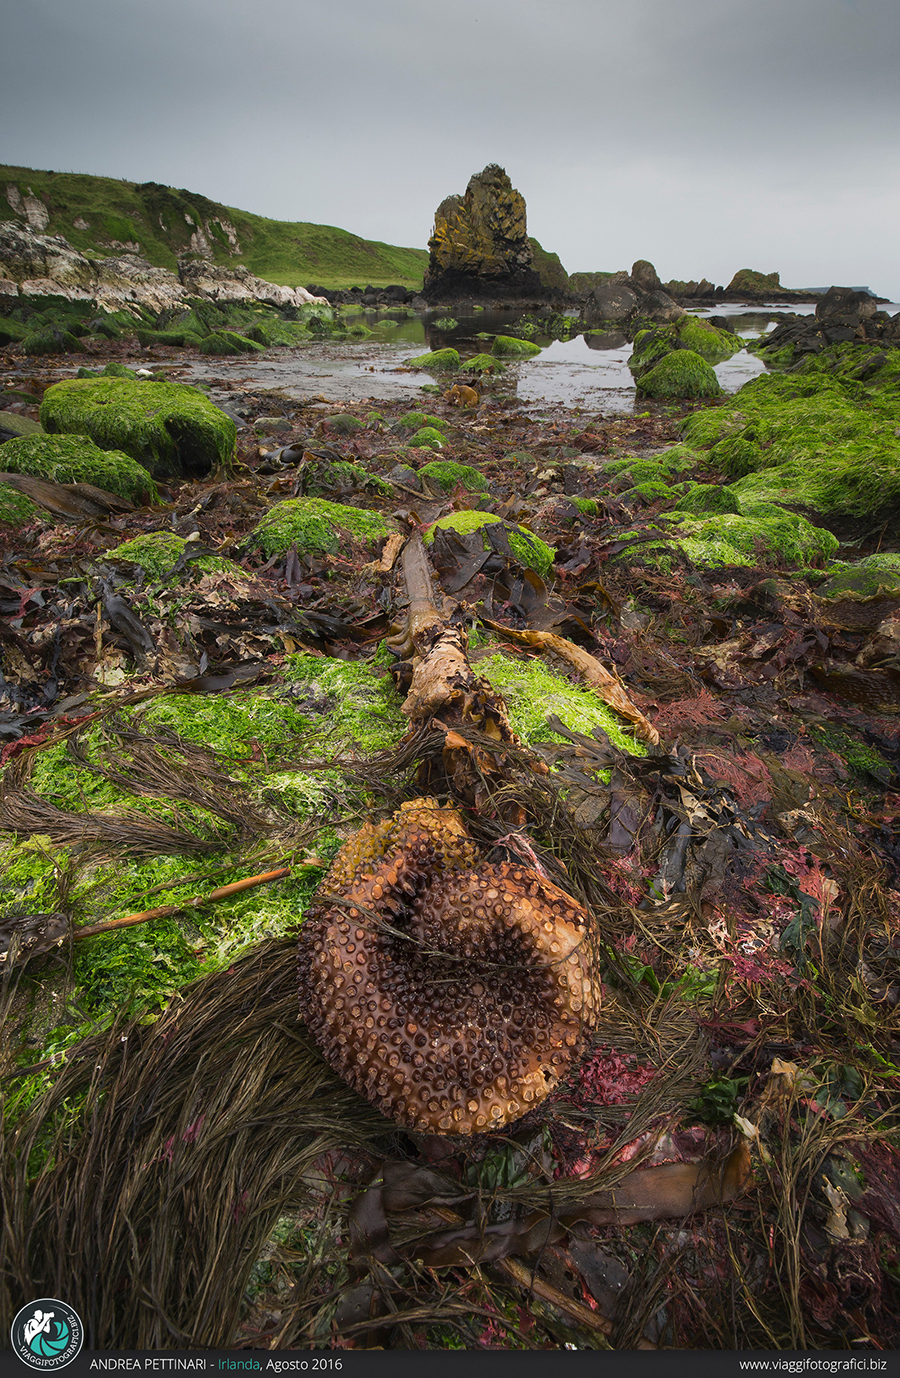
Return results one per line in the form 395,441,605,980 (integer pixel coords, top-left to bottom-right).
1,165,429,291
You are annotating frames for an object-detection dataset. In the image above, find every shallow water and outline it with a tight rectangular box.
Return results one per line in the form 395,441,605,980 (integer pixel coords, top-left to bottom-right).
183,303,783,414
179,299,900,413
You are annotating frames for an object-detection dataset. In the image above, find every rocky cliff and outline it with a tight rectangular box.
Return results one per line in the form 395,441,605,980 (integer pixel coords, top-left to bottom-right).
0,222,326,314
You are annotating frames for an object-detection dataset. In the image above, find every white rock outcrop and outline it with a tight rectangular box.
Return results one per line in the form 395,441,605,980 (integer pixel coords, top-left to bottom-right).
0,221,327,313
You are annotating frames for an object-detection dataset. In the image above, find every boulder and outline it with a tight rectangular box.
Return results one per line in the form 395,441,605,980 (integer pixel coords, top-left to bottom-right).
0,432,158,504
631,259,663,293
585,279,640,322
635,349,723,399
755,288,895,364
582,261,684,334
40,377,236,480
815,286,878,325
665,278,718,299
423,165,551,302
92,252,187,314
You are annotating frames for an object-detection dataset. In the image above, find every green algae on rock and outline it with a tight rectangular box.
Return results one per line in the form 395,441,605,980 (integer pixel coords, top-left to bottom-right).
817,553,900,600
630,318,742,384
406,427,445,451
0,433,159,504
300,456,392,498
198,330,266,357
680,371,900,523
425,509,555,578
0,663,408,1075
418,460,489,493
135,328,204,349
674,483,742,516
397,411,447,433
110,531,242,580
0,482,41,525
0,412,43,439
492,335,542,359
248,496,397,559
605,445,699,486
321,413,364,435
666,505,838,568
77,361,140,381
636,349,723,399
406,348,460,370
464,352,506,373
476,653,646,757
23,330,84,356
39,376,236,480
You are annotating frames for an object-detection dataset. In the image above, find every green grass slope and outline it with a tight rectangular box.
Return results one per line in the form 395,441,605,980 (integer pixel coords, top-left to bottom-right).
1,164,429,291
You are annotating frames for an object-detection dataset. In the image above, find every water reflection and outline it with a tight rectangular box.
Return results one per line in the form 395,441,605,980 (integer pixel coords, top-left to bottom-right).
184,304,776,411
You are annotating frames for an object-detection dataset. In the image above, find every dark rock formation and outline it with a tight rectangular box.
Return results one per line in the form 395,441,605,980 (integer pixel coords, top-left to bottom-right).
581,263,684,335
664,277,719,300
423,165,553,303
630,259,663,294
529,237,569,292
755,288,899,364
816,285,878,327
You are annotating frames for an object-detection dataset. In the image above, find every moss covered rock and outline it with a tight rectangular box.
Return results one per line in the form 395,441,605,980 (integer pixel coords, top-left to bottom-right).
726,269,781,295
0,319,29,347
23,330,84,356
407,348,460,370
406,427,445,451
248,497,397,559
425,509,555,577
0,412,43,439
636,349,723,399
322,414,364,435
492,335,542,359
136,329,203,348
418,460,489,492
605,445,699,486
817,553,900,600
198,331,266,357
398,411,447,433
76,361,141,380
464,352,505,373
629,318,742,383
668,504,837,568
0,434,159,504
681,372,900,522
39,377,236,480
110,531,242,580
0,482,41,525
674,483,742,516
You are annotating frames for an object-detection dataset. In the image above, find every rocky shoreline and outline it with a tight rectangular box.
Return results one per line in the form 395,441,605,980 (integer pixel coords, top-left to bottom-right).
2,161,900,1354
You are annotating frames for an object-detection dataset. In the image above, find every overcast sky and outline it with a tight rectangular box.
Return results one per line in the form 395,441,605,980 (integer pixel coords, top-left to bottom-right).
2,0,899,296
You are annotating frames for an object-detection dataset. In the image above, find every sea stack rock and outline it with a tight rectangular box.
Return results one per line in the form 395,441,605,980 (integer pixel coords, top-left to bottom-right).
423,165,549,302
